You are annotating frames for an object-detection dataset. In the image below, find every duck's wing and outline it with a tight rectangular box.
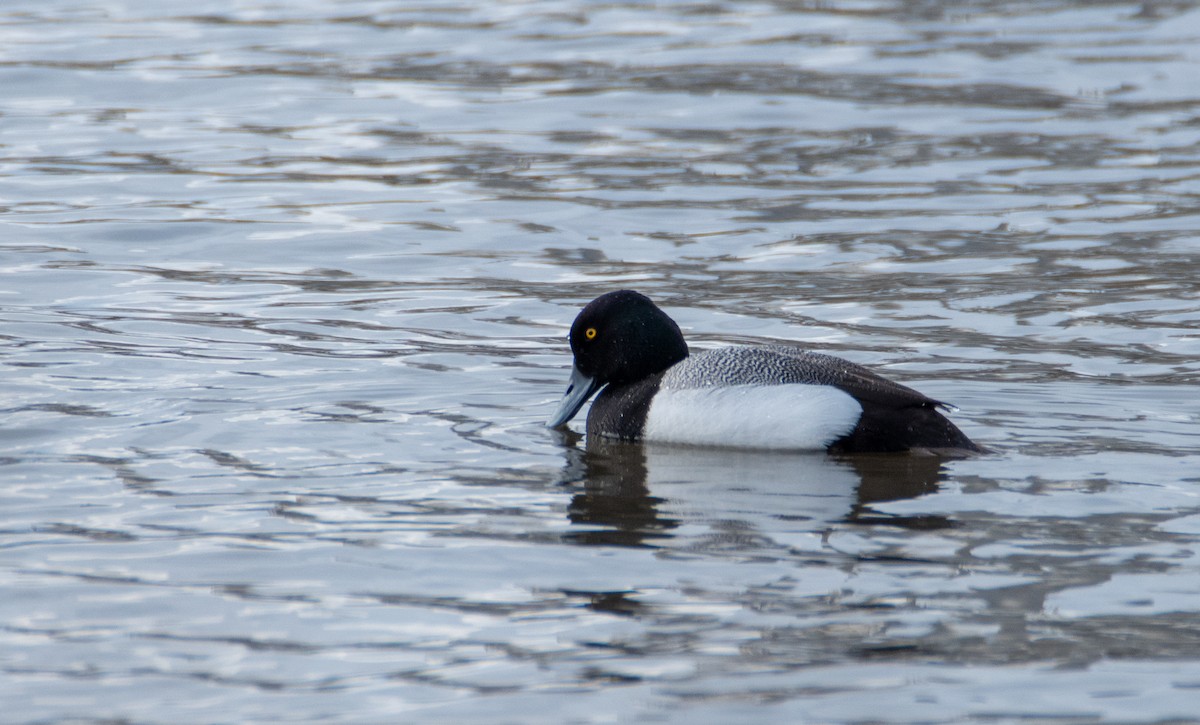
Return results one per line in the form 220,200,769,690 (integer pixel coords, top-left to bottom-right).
768,347,948,410
663,346,946,411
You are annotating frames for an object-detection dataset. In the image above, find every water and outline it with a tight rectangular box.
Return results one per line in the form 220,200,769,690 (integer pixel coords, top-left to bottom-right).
3,1,1200,722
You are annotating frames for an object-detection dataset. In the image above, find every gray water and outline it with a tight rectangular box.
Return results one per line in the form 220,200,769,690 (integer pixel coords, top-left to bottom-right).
3,1,1200,722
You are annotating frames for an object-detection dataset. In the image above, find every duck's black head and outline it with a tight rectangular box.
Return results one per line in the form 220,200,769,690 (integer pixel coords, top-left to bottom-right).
570,290,689,385
548,290,689,427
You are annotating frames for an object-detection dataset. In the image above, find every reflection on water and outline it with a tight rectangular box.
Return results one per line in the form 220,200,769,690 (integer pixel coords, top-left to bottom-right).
561,436,680,548
561,438,955,548
4,0,1200,722
843,454,950,530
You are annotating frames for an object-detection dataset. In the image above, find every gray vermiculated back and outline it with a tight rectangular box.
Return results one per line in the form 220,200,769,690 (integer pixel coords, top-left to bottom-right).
660,347,943,410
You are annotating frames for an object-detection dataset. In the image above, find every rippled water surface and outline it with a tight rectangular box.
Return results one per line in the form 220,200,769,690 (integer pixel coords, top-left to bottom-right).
4,1,1200,722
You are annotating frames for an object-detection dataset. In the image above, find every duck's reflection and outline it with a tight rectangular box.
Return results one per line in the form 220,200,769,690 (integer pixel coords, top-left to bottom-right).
553,431,954,547
842,453,951,529
554,429,678,546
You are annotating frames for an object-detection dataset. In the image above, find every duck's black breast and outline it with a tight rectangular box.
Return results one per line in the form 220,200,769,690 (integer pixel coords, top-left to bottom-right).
585,372,666,442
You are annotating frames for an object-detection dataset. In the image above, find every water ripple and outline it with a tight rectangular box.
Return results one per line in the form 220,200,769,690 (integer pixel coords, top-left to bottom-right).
3,1,1200,722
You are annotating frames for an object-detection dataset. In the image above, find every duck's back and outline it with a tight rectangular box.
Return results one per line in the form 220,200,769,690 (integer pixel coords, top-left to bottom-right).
663,347,939,404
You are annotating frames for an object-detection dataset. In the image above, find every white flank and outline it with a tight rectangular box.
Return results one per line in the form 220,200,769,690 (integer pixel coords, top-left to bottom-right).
643,384,862,450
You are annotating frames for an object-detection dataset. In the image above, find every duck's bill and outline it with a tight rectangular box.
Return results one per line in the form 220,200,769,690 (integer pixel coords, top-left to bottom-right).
547,364,601,428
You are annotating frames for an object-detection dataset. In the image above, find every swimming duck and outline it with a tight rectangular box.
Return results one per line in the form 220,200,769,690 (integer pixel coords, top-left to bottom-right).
548,290,979,453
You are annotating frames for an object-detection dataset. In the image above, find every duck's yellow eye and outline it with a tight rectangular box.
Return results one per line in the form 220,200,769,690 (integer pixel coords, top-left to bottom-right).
584,327,597,340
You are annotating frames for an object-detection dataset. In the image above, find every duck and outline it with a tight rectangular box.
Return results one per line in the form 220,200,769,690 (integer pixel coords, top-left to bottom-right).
547,290,980,454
